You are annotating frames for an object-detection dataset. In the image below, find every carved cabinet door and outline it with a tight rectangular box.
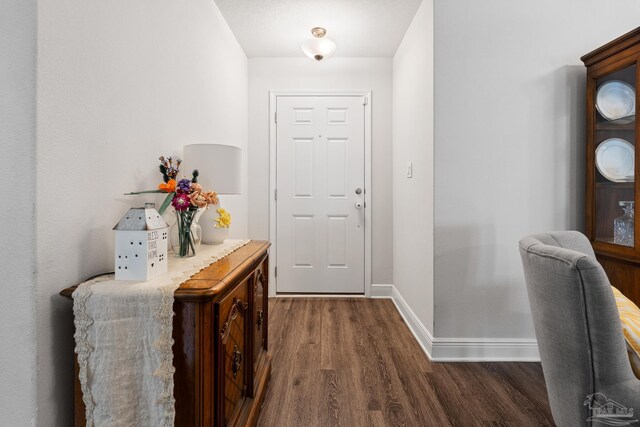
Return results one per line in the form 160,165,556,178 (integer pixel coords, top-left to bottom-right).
216,279,249,426
253,258,268,379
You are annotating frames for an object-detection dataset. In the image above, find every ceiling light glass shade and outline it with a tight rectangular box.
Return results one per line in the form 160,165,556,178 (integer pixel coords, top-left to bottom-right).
301,37,336,61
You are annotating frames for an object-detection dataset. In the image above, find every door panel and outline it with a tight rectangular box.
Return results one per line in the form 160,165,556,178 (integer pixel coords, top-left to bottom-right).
276,96,365,293
293,138,314,197
327,215,349,267
292,215,314,267
327,138,348,198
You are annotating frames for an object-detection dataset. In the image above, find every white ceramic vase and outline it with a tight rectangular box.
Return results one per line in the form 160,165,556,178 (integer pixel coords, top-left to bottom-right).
208,226,230,244
200,205,230,244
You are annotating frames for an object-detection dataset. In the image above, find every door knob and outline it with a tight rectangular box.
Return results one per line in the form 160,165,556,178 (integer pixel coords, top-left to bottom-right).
355,188,362,195
355,201,363,209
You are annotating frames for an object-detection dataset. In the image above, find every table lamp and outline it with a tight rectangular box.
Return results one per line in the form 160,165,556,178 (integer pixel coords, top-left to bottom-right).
183,143,241,244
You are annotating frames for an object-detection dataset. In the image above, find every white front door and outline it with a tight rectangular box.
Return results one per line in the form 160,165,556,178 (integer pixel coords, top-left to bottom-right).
276,95,366,293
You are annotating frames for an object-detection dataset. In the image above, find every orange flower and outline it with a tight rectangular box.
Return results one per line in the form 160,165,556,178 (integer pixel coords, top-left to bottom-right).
158,179,176,193
189,191,208,208
204,191,219,205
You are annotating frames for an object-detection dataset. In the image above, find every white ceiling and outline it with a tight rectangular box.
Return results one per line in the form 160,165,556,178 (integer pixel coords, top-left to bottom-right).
214,0,423,58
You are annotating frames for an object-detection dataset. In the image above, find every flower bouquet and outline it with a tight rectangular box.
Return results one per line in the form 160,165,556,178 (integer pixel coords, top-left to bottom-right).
127,156,219,257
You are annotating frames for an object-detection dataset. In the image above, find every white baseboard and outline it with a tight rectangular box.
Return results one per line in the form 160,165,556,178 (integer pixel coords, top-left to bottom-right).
430,338,540,361
370,283,394,298
387,284,435,358
374,284,540,362
273,293,366,298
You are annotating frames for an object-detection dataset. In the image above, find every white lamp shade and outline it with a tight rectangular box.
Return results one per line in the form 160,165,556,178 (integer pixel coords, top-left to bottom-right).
183,144,241,194
301,37,336,60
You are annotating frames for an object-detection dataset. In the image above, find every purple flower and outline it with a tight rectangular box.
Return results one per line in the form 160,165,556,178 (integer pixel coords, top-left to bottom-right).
171,193,191,211
177,179,191,193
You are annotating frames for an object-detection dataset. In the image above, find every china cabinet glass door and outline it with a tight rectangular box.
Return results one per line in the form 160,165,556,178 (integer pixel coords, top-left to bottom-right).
593,63,637,248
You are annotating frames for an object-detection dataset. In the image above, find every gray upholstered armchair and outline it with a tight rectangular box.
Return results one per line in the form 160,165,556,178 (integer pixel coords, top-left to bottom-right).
519,231,640,426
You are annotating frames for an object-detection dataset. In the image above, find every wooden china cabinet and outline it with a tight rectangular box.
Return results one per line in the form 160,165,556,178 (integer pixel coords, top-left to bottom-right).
582,27,640,304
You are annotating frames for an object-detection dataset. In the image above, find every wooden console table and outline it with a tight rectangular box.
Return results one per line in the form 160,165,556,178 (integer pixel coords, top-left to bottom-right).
61,240,271,427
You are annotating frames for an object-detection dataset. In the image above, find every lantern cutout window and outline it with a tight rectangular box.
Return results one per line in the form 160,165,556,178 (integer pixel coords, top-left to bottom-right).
113,204,169,281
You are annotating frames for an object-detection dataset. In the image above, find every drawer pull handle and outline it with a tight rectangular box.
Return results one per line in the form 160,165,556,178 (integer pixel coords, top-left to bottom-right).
257,310,264,331
220,298,248,344
236,298,249,313
232,345,242,378
254,271,266,293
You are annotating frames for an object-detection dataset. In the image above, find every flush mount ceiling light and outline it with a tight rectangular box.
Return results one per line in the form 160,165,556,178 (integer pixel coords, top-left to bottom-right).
301,27,336,61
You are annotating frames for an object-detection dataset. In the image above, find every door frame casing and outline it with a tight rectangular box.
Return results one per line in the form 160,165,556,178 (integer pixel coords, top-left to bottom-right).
268,90,373,297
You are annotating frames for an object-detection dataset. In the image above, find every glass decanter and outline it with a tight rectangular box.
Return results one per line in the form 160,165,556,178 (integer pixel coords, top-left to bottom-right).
614,201,634,247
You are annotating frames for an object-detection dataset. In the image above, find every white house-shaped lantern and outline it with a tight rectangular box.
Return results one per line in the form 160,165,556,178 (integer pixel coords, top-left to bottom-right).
113,204,169,281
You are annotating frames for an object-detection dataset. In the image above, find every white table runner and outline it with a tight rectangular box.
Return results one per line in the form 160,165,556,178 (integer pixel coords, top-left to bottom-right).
73,239,250,427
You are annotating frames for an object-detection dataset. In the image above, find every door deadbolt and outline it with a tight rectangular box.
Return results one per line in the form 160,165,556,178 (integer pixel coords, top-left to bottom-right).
355,188,362,195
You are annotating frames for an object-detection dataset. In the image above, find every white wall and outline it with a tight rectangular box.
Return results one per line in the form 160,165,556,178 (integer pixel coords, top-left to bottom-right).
392,0,434,333
36,0,247,423
434,0,640,341
0,0,37,425
248,58,394,285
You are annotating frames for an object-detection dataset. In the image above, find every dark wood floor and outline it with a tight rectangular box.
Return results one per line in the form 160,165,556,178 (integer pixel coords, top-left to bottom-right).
256,298,555,427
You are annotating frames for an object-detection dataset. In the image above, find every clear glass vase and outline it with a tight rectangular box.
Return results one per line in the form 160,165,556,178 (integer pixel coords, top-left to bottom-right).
614,201,634,247
170,209,202,258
